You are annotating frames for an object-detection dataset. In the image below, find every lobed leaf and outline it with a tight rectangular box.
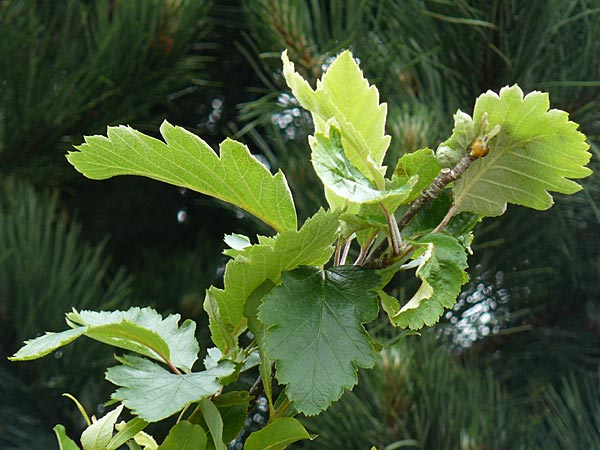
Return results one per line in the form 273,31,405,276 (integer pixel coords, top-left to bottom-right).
105,354,234,422
206,209,340,351
385,234,469,330
67,121,297,232
282,50,389,187
452,85,592,216
259,266,380,415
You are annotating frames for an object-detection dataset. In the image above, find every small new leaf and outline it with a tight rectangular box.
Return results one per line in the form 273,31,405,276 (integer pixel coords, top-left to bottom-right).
67,121,297,232
259,266,379,415
105,354,234,422
453,85,592,216
387,234,469,330
81,404,123,450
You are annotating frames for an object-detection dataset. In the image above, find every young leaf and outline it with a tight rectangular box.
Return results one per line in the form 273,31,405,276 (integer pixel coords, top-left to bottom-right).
67,121,297,232
259,266,380,415
244,418,311,450
436,110,476,168
310,126,417,205
9,327,86,361
105,355,235,422
81,404,124,450
392,148,441,203
206,209,340,352
158,421,207,450
282,50,389,187
54,425,81,450
386,234,469,330
68,307,199,372
107,418,149,450
452,85,592,216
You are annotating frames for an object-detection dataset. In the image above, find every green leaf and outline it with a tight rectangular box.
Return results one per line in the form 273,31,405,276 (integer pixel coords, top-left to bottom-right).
198,399,227,450
9,327,86,361
81,404,123,450
67,121,297,232
310,126,417,206
105,355,235,422
244,418,311,450
388,234,469,330
259,266,380,415
392,148,441,203
282,50,389,187
206,209,340,351
68,307,199,372
107,418,149,450
436,110,476,168
452,85,592,216
54,425,81,450
158,421,207,450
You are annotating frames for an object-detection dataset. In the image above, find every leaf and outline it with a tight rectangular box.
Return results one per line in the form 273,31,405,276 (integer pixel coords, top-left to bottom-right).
392,148,441,203
259,266,380,415
436,110,476,168
107,419,149,450
69,307,199,372
67,121,297,232
388,234,469,330
282,50,389,186
310,126,417,206
244,418,311,450
198,399,227,450
9,327,86,361
105,354,235,422
452,85,592,216
158,421,207,450
206,209,340,351
54,425,81,450
81,404,123,450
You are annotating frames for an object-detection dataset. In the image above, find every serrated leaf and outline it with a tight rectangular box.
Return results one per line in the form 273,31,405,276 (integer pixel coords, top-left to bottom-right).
67,121,297,232
105,355,234,422
54,425,81,450
389,234,469,330
9,327,86,361
453,85,592,216
158,421,207,450
69,307,199,372
244,418,311,450
259,266,379,415
436,110,476,168
81,404,123,450
206,209,340,351
282,50,389,186
310,126,417,206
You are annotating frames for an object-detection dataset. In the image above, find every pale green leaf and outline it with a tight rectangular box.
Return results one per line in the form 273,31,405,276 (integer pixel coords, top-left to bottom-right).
282,50,389,186
206,209,340,352
222,233,251,257
436,110,476,168
107,419,149,450
453,85,592,216
9,327,86,361
244,418,311,450
158,421,207,450
81,404,123,450
54,425,81,450
67,121,297,232
310,126,417,205
68,307,199,372
259,266,380,415
389,234,469,330
105,355,235,422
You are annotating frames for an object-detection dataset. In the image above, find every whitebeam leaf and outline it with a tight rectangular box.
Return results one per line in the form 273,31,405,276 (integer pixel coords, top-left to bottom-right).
453,85,592,216
67,121,297,232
